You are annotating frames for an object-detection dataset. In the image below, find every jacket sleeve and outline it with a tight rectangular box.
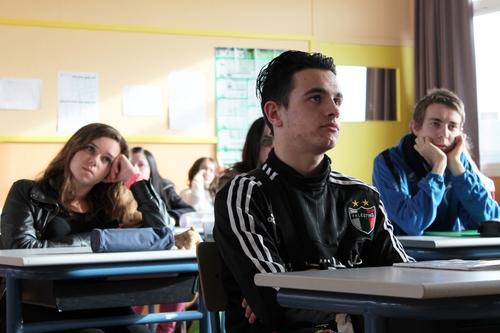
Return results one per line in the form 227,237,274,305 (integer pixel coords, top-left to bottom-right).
365,196,414,265
0,180,82,249
452,157,500,227
160,180,195,223
213,176,334,331
372,152,446,235
130,180,171,228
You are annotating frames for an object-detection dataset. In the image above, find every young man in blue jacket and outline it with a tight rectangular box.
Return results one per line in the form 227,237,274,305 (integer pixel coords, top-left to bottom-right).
373,88,499,236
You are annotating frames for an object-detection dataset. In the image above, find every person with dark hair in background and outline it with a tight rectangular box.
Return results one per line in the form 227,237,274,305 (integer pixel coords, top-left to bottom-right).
373,88,500,236
131,147,195,226
1,123,169,333
217,117,273,191
214,50,411,333
130,147,198,333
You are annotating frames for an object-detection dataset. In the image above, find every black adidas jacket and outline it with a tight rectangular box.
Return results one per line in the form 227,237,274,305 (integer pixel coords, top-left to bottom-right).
214,151,411,333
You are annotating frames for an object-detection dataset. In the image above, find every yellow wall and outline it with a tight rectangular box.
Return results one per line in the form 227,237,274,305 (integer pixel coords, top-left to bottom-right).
0,0,414,205
321,44,415,182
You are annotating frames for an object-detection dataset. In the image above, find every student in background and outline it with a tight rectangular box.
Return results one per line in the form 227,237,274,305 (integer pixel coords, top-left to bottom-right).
0,123,169,333
217,117,273,191
131,147,195,226
214,50,411,333
180,157,217,213
130,147,196,333
372,88,500,236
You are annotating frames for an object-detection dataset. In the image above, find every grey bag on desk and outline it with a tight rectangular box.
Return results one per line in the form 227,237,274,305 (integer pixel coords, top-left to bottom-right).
90,227,174,252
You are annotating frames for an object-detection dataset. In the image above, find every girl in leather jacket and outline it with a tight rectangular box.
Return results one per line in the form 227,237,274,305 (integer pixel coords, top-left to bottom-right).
0,123,169,333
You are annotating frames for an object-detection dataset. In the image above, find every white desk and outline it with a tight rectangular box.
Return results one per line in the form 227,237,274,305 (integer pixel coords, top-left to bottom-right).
0,247,196,266
255,266,500,299
398,236,500,248
397,236,500,260
0,247,210,333
255,267,500,333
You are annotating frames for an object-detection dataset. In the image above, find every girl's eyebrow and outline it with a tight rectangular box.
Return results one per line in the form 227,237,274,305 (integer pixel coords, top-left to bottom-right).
91,142,117,160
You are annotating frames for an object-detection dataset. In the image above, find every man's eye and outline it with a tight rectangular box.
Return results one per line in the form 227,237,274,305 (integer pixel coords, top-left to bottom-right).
334,98,342,106
310,95,321,103
86,145,95,152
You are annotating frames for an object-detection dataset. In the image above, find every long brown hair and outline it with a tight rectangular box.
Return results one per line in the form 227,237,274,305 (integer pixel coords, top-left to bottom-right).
38,123,141,226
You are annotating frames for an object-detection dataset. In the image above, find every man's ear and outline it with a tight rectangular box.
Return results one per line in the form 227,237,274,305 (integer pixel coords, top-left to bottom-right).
409,120,418,135
263,101,283,128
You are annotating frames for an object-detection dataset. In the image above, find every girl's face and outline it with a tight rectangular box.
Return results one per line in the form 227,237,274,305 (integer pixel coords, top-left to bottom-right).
131,152,151,180
70,137,120,190
199,159,216,185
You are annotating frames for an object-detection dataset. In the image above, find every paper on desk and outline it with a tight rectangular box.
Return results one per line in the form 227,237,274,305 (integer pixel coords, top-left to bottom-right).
395,259,500,271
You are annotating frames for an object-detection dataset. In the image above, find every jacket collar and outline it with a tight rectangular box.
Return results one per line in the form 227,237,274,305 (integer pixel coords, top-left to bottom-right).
266,150,331,191
29,180,59,206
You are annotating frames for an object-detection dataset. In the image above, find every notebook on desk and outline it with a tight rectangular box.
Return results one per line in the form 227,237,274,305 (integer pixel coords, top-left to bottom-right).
397,235,500,248
395,259,500,271
424,230,480,237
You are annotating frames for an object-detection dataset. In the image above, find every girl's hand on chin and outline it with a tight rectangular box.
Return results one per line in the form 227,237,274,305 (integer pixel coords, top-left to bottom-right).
103,154,137,183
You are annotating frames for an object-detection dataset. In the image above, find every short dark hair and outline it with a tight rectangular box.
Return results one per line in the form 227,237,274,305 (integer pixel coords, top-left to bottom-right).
256,50,336,131
413,88,465,129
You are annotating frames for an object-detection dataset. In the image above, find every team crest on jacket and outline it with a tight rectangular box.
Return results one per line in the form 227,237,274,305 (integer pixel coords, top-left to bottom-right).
348,204,376,235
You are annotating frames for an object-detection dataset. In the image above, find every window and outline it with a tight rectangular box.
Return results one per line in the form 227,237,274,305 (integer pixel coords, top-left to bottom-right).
474,0,500,175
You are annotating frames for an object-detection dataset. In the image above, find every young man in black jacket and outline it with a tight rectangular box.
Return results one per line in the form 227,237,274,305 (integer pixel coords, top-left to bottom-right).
213,50,411,333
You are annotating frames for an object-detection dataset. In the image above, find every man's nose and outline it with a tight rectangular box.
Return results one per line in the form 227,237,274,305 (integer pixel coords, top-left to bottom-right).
327,98,340,118
438,126,449,138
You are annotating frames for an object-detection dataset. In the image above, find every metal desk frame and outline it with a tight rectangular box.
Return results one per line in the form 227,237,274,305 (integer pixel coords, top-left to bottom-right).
277,288,500,333
1,258,211,333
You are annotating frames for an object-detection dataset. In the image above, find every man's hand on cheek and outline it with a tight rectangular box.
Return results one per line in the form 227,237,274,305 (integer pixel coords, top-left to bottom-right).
447,134,466,176
413,136,447,175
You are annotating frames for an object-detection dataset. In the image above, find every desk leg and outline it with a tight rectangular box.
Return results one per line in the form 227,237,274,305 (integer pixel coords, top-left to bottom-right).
5,276,22,333
363,313,385,333
197,294,212,333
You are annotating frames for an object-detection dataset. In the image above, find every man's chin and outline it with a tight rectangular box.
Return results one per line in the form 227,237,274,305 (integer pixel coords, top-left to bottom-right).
440,146,453,153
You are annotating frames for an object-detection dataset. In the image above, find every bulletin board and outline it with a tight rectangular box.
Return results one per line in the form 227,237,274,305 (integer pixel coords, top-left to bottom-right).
215,47,283,166
0,22,309,143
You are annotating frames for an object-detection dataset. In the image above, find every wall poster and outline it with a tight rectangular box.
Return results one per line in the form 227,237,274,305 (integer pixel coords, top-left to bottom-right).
215,47,283,167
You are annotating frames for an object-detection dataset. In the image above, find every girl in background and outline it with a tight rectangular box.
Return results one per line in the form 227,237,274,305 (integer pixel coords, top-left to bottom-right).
217,117,273,191
131,147,195,226
180,157,217,213
130,147,197,333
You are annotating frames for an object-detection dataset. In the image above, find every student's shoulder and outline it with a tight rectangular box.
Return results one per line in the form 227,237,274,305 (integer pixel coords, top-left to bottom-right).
216,168,267,198
328,170,380,194
6,179,47,202
10,179,37,193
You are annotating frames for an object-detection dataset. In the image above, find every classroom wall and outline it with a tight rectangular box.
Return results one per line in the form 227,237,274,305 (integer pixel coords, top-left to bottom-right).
0,0,414,206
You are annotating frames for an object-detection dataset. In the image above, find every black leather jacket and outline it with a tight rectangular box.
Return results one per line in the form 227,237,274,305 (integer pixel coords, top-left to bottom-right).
0,179,170,249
